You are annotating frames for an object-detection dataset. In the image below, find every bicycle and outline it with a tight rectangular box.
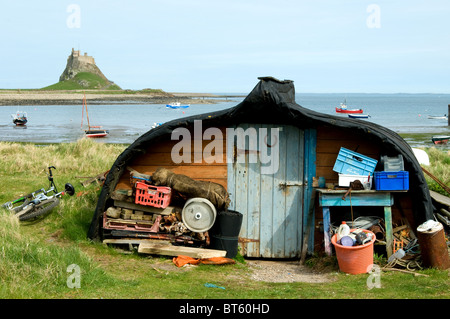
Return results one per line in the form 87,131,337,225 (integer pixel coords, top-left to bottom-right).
2,166,75,221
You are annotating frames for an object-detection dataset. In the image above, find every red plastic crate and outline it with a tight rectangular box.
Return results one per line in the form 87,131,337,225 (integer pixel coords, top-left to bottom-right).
135,182,171,208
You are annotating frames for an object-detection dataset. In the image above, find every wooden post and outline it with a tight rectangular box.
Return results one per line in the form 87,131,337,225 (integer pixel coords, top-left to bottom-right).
448,104,450,126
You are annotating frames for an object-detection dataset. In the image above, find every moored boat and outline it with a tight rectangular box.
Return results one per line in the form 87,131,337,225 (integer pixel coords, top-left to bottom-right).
85,129,109,138
81,93,109,138
11,111,28,126
348,114,370,119
166,102,190,109
427,115,448,120
431,135,450,145
336,107,363,114
335,99,363,114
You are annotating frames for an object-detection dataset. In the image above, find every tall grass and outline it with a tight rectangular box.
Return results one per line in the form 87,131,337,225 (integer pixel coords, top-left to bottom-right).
0,139,128,298
0,138,125,176
422,147,450,196
0,210,121,298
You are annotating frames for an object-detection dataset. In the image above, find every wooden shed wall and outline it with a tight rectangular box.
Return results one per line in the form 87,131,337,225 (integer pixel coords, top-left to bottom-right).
111,122,414,255
114,127,228,192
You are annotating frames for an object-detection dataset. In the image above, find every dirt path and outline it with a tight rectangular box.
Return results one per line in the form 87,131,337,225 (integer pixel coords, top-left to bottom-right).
246,260,336,283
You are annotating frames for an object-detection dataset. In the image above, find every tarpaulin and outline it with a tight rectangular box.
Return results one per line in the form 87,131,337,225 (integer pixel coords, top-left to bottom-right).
173,255,236,267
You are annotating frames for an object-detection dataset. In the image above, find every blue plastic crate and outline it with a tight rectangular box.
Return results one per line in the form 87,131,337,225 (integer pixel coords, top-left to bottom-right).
332,147,378,176
374,171,409,191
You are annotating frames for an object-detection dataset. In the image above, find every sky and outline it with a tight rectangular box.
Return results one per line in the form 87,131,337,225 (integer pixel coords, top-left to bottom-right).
1,0,450,93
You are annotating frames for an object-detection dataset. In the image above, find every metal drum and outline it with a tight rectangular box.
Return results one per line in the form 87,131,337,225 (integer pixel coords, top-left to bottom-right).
417,220,450,270
182,198,217,233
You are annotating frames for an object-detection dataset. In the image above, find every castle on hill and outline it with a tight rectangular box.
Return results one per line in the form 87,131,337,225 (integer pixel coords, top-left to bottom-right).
59,48,118,89
69,48,96,65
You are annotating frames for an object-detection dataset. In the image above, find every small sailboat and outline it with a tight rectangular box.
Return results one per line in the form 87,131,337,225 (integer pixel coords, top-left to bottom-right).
11,111,28,126
81,93,108,138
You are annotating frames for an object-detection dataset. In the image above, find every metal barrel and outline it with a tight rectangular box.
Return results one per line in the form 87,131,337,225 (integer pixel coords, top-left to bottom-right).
417,220,450,270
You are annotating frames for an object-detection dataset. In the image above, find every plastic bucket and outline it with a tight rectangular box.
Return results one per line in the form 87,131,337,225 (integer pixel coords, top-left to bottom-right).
209,210,243,258
331,229,376,274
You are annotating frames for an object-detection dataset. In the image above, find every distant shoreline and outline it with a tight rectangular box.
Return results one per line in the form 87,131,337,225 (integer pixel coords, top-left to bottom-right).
0,90,239,106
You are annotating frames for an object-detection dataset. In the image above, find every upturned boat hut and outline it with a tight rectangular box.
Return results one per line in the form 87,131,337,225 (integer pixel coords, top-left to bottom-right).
88,77,433,259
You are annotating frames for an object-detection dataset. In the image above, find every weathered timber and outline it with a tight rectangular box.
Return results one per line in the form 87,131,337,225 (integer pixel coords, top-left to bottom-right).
138,242,227,258
114,200,177,215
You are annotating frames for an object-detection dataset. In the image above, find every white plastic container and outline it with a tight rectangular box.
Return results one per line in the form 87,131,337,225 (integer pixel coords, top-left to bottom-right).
338,174,373,189
336,221,350,243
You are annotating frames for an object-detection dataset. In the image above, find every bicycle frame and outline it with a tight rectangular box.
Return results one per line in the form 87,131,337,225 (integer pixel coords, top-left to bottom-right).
2,166,74,212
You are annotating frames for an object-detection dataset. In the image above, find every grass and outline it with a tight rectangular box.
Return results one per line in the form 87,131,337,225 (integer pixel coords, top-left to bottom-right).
41,72,121,91
0,139,449,300
421,147,450,196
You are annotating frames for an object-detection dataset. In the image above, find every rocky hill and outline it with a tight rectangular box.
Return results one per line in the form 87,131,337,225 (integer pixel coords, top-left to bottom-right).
43,48,120,90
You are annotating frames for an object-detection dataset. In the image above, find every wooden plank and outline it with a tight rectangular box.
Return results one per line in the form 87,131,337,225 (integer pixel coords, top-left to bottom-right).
128,165,227,179
103,238,171,245
318,192,393,207
246,124,261,257
114,201,178,215
226,125,236,211
259,129,274,258
384,206,393,258
430,190,450,208
131,150,226,166
322,206,332,256
303,128,317,254
137,242,227,258
284,126,302,257
234,124,249,256
272,125,287,258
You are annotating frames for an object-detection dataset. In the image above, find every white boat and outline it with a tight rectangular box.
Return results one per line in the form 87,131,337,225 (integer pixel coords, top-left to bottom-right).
166,102,190,109
427,115,448,120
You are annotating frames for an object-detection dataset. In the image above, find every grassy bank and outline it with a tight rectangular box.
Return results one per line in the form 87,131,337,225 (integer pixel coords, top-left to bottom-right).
0,139,449,299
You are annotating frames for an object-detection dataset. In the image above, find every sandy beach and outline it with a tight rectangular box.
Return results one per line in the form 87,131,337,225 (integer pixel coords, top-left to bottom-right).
0,90,227,105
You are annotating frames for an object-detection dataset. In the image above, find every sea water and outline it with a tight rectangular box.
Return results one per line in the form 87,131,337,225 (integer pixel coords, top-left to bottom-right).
0,93,448,145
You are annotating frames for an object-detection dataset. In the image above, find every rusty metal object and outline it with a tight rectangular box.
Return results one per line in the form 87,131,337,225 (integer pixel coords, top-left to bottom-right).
417,221,450,270
369,225,385,241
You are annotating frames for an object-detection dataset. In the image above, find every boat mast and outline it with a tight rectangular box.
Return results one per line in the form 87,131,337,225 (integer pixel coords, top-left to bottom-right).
83,92,91,130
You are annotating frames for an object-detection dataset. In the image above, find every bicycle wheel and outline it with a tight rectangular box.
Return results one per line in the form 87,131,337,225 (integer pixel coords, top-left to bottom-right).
18,197,60,221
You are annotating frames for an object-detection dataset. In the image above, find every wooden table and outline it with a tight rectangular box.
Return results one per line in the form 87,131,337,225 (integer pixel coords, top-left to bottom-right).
316,189,398,257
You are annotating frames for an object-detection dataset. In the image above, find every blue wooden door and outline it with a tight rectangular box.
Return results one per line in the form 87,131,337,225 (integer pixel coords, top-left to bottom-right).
227,124,308,258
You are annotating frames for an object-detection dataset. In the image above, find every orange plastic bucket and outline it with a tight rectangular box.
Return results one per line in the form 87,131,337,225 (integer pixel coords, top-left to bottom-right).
331,229,376,275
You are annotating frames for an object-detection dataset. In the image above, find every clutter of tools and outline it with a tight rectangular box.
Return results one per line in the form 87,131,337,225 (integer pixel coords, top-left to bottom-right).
331,215,450,272
102,167,232,249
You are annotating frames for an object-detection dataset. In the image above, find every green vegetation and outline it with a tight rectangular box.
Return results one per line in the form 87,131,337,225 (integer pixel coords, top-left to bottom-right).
0,140,449,299
421,147,450,196
41,72,121,90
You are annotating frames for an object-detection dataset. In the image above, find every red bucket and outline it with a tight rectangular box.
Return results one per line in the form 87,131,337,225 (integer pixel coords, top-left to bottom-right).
331,229,376,275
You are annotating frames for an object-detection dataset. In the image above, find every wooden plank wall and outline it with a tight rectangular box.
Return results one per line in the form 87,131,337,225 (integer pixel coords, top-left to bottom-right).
315,125,381,184
114,127,228,192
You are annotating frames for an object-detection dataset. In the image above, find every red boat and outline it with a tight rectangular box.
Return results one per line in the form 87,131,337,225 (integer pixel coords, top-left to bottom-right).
336,107,363,114
431,135,450,145
335,100,363,114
